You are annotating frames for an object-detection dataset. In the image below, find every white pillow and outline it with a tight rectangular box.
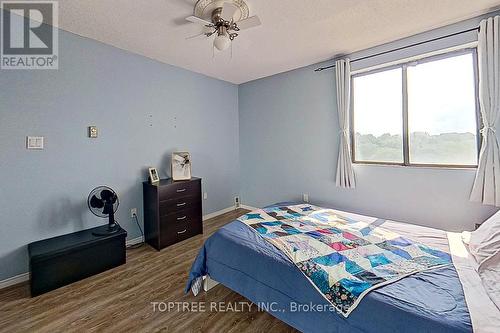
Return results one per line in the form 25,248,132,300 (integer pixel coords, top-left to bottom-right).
478,251,500,311
469,210,500,265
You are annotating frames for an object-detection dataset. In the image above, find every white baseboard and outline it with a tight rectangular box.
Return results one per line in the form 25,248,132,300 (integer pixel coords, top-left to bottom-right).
126,236,144,247
202,206,237,221
202,204,259,219
0,272,29,289
240,204,259,211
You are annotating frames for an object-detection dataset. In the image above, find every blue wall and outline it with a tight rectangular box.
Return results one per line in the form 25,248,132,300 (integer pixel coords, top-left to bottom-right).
239,13,499,233
0,20,239,280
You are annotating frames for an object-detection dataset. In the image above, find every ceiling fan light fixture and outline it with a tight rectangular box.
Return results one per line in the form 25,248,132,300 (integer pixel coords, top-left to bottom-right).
186,0,261,54
214,32,231,51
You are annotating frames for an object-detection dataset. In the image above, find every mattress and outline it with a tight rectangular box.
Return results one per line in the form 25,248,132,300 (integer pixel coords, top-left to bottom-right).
186,204,472,333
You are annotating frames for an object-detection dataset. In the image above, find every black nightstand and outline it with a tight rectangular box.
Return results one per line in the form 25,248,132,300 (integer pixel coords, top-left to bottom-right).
143,177,203,250
28,226,127,296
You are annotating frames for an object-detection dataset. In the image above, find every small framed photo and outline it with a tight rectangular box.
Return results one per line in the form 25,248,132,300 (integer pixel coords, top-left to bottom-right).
148,167,160,184
171,152,192,181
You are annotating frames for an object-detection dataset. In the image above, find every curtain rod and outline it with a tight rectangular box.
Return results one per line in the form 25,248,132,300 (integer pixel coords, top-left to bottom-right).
314,26,480,72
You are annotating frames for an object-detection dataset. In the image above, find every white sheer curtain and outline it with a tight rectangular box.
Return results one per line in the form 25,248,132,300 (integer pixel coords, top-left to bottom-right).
470,16,500,206
335,59,356,188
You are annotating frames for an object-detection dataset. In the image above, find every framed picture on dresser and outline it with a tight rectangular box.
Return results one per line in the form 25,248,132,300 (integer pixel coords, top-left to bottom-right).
171,152,192,181
148,167,160,184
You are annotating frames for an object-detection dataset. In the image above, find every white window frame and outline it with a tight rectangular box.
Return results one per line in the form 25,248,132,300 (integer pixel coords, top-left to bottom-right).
350,47,481,168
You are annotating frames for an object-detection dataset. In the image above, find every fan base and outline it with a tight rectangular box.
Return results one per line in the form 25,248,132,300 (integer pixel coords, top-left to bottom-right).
194,0,249,22
92,224,121,236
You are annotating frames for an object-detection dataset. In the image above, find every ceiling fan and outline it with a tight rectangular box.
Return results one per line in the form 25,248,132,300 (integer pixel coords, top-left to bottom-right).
186,0,261,52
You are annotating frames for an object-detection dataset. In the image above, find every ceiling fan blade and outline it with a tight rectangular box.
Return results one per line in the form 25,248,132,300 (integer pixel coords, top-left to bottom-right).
237,16,261,30
186,15,212,26
221,2,238,21
186,32,206,40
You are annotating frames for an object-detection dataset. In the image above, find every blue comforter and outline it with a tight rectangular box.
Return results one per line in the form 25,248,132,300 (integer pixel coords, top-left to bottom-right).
186,206,471,333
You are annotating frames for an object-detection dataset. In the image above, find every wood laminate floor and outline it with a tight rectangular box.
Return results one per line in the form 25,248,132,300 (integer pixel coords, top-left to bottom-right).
0,209,298,333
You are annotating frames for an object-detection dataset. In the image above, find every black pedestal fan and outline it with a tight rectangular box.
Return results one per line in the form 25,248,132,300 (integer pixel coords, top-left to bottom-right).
88,186,120,236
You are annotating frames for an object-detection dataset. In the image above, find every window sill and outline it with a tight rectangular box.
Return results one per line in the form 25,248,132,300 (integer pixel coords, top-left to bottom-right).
352,162,478,171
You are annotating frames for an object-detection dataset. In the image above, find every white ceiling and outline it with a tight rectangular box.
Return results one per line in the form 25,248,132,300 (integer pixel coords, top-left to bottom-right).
51,0,500,84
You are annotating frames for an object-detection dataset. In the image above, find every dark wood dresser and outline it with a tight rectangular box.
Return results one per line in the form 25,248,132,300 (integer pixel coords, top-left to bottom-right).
143,177,203,250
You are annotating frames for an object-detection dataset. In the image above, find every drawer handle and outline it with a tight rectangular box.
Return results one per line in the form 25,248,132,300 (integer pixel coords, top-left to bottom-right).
176,188,186,193
177,229,187,234
177,216,187,221
176,202,186,207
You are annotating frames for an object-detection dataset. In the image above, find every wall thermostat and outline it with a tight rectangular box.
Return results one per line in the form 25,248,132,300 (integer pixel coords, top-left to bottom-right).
26,136,44,150
88,126,98,138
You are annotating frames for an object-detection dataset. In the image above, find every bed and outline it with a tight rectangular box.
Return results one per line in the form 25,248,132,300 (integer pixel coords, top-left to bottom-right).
185,203,497,333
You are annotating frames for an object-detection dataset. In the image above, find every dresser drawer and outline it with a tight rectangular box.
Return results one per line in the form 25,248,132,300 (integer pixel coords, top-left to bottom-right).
158,179,201,200
159,195,201,217
160,207,201,225
160,217,202,246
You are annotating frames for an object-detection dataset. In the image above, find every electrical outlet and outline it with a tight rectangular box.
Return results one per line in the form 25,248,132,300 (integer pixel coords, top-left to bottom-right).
203,192,208,200
130,208,137,218
303,194,309,203
234,196,240,207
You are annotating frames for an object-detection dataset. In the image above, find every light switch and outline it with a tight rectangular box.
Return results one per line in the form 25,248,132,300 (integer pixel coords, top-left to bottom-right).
26,136,44,150
88,126,98,138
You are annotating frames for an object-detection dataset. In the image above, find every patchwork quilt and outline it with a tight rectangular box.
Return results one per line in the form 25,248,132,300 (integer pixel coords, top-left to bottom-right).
238,204,452,317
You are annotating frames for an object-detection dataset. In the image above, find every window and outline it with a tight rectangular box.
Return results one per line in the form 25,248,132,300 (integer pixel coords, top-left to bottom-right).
353,68,404,163
352,50,479,167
